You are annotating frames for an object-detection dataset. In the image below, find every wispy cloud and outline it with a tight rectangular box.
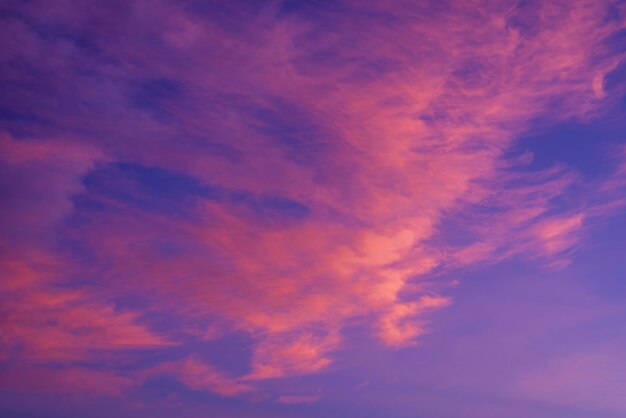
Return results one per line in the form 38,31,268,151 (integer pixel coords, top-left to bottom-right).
0,0,624,405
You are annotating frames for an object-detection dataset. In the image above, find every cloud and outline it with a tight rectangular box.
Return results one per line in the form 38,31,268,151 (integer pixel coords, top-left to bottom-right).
0,132,102,249
0,0,625,402
0,132,171,385
0,289,173,362
148,357,253,397
245,331,340,380
448,163,587,267
378,295,452,347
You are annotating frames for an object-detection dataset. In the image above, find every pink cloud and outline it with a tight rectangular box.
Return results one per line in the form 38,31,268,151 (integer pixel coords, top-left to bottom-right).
0,133,170,388
0,289,173,362
377,295,452,347
0,0,625,403
149,357,253,397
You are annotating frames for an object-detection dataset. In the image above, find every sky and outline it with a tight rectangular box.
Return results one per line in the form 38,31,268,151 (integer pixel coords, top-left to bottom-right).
1,1,626,417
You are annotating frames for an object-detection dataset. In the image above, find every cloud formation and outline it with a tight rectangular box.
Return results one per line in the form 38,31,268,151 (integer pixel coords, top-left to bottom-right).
0,0,625,405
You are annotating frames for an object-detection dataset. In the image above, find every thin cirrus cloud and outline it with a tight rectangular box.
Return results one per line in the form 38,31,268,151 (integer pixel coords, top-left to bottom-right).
0,0,625,409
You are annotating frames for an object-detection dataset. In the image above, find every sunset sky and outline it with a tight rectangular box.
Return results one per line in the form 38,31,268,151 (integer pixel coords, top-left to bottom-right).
1,1,626,417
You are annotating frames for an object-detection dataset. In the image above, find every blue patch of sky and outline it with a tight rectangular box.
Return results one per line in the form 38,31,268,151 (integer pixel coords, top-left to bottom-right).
78,162,311,223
